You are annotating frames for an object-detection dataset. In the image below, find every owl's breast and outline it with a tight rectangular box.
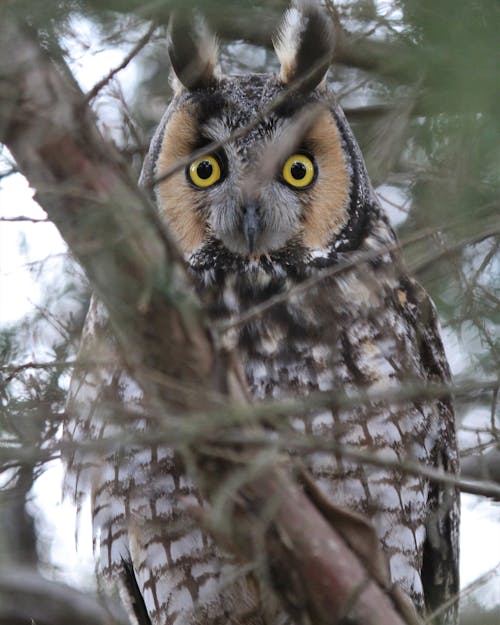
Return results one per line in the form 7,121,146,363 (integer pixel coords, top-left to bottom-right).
194,255,441,609
196,257,335,398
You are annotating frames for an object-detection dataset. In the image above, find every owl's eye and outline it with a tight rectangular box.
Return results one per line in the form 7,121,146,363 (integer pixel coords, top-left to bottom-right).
187,155,223,188
281,153,316,189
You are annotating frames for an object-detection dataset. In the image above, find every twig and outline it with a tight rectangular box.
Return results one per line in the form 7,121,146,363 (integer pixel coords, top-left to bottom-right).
491,386,499,432
0,359,107,385
424,562,500,623
0,216,48,222
0,166,18,180
1,359,77,373
0,252,70,277
83,21,157,103
209,431,500,500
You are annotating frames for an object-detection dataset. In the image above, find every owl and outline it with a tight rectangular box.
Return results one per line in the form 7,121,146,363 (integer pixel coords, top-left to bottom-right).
65,2,459,625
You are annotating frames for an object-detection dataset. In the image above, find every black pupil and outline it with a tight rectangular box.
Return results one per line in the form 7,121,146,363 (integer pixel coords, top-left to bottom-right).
291,161,306,180
197,160,213,179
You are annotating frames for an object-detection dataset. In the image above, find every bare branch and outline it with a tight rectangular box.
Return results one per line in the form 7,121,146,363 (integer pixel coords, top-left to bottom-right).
0,360,78,385
0,215,48,222
461,448,500,499
0,166,19,179
0,566,127,625
84,21,158,103
424,563,500,624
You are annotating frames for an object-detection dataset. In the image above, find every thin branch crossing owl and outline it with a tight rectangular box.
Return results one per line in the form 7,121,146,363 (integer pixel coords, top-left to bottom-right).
65,2,460,624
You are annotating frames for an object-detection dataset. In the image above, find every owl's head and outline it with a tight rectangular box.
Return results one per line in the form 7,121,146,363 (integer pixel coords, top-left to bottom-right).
142,0,374,265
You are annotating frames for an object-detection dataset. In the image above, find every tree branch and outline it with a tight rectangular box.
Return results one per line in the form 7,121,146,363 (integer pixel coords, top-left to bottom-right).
0,215,48,222
83,20,158,103
0,566,126,625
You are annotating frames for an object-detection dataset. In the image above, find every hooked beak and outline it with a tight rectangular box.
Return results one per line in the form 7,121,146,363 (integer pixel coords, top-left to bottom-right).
242,199,261,254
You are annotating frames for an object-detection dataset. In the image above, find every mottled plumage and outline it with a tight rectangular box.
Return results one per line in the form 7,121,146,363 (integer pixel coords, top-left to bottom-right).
65,2,459,624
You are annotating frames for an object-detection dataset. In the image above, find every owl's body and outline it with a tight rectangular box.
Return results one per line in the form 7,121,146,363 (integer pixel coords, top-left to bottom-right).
65,3,459,625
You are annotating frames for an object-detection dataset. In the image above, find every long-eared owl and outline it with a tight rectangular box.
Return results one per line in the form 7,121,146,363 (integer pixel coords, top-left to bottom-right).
65,2,459,624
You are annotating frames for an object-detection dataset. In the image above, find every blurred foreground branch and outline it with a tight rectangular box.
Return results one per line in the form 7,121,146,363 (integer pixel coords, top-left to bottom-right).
0,566,126,625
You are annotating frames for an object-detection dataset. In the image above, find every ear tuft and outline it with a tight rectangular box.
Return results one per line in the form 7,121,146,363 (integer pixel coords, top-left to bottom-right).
167,12,219,92
273,0,335,92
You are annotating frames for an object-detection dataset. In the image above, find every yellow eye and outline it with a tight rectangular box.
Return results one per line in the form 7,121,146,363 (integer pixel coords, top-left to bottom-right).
282,153,316,189
187,155,222,188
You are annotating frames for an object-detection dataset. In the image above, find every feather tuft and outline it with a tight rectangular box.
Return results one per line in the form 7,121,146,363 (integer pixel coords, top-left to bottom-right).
168,12,219,92
273,0,335,92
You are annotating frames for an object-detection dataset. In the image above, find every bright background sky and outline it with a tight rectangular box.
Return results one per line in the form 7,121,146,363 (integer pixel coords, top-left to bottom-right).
0,10,499,610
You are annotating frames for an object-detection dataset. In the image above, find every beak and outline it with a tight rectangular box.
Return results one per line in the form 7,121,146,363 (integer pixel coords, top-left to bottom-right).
242,199,261,254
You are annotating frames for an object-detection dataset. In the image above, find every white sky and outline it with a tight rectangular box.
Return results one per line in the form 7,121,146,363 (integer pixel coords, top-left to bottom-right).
0,10,499,613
